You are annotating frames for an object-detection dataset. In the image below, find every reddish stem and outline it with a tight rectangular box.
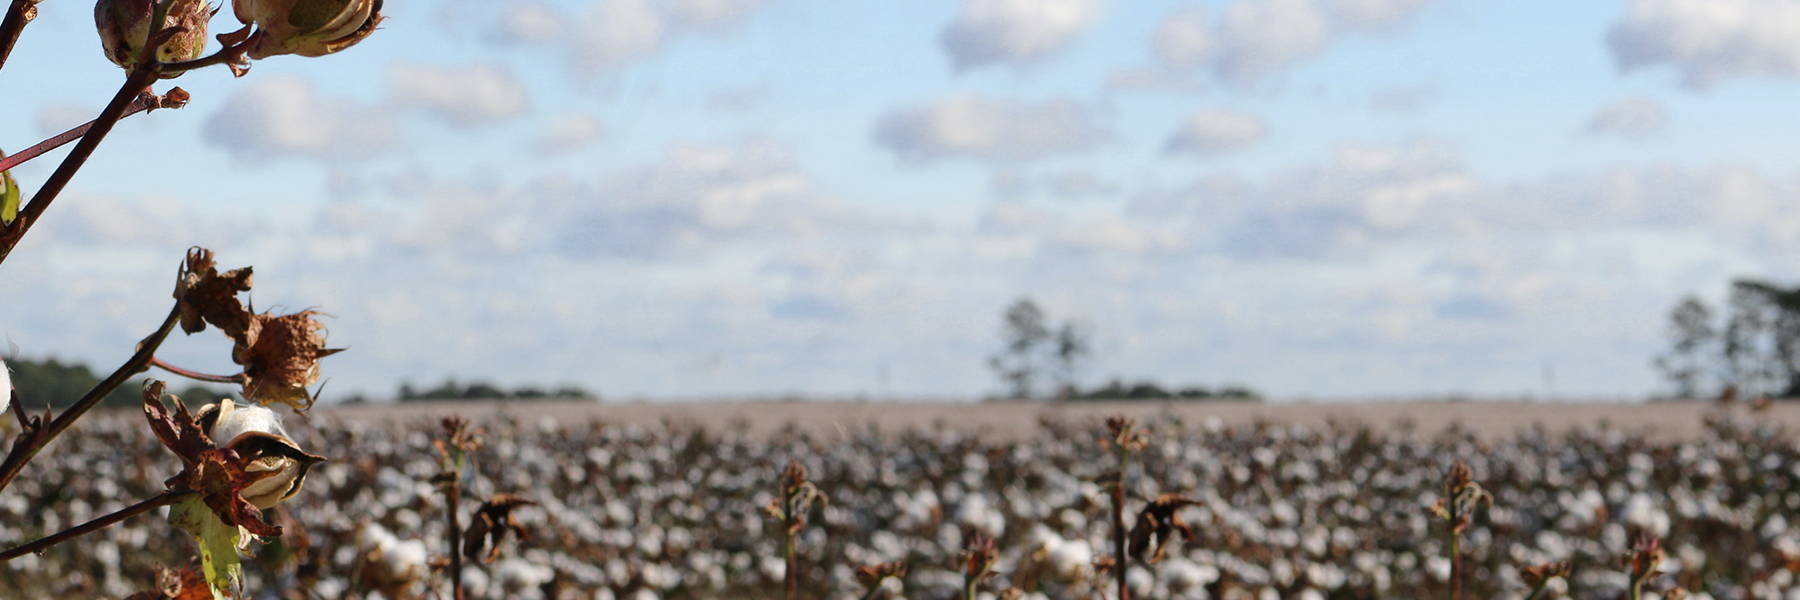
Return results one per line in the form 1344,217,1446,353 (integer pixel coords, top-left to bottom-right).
150,356,245,384
0,95,160,174
0,306,180,494
0,490,189,560
0,63,161,266
447,475,464,600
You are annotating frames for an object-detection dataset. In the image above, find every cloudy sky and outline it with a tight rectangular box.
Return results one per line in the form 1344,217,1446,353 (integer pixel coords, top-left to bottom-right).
2,0,1798,401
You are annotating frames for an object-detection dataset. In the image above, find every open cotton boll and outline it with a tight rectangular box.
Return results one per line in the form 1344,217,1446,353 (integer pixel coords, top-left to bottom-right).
207,400,292,448
1,354,10,399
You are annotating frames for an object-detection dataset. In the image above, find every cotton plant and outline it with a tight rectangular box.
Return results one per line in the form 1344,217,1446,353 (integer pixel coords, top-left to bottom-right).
0,0,379,595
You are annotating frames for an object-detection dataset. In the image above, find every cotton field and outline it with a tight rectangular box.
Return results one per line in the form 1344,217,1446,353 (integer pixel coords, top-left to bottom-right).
1,405,1798,599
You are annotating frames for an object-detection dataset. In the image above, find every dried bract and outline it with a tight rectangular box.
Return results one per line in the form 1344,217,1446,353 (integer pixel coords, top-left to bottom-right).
961,534,999,587
173,247,254,336
197,399,325,508
234,310,342,411
1101,415,1148,455
1128,493,1202,563
143,381,283,536
1518,560,1571,588
1626,534,1663,583
462,493,537,563
855,560,907,591
766,460,827,533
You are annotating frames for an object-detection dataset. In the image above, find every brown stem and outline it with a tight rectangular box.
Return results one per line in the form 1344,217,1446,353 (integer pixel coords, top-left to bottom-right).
150,356,246,384
1112,455,1129,600
0,490,189,560
447,474,463,600
784,498,797,600
0,63,161,266
0,0,36,74
0,95,162,174
0,305,180,494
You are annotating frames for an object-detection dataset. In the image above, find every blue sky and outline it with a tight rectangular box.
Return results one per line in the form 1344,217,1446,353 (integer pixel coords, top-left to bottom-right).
3,0,1799,401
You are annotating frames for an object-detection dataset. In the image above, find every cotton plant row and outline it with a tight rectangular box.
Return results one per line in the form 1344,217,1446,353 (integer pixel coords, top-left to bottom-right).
0,0,386,596
5,405,1799,599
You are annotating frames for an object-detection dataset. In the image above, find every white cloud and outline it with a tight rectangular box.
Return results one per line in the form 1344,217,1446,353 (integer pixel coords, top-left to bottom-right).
669,0,768,28
203,77,396,162
573,0,665,72
1163,110,1268,156
940,0,1105,71
1607,0,1800,88
1152,0,1436,86
388,63,530,127
1587,97,1669,139
493,1,564,44
534,113,603,154
872,95,1109,164
567,0,767,75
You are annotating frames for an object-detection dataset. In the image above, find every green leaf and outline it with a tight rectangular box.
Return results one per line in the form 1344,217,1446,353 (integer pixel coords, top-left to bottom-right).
1,149,19,226
168,496,247,599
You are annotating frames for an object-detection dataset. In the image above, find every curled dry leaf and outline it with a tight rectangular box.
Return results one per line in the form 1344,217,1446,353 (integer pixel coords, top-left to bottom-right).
173,247,253,337
1128,493,1202,563
462,493,537,563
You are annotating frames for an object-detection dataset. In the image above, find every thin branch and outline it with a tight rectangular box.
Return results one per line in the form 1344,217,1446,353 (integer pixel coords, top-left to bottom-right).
150,356,246,385
0,93,167,174
0,65,161,265
0,490,190,560
159,41,250,74
0,305,181,494
0,0,38,75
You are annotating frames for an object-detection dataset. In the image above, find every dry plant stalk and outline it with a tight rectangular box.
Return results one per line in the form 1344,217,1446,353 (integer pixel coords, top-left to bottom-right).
960,533,997,600
1101,415,1147,600
1429,460,1491,600
432,417,484,600
766,459,827,600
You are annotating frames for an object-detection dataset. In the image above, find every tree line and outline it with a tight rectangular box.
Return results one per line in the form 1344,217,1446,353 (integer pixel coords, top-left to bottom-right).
2,356,593,407
1655,278,1800,399
987,298,1260,402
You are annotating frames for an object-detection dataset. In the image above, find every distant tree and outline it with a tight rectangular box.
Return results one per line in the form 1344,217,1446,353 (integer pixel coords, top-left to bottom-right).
1660,279,1800,399
988,298,1052,400
1051,322,1090,397
1729,280,1800,396
1652,296,1715,398
6,356,227,409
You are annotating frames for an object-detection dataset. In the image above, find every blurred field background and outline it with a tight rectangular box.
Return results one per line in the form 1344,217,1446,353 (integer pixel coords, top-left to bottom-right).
2,399,1797,599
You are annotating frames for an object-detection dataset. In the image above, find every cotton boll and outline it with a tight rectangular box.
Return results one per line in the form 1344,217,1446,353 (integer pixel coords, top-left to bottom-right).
1048,539,1093,581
